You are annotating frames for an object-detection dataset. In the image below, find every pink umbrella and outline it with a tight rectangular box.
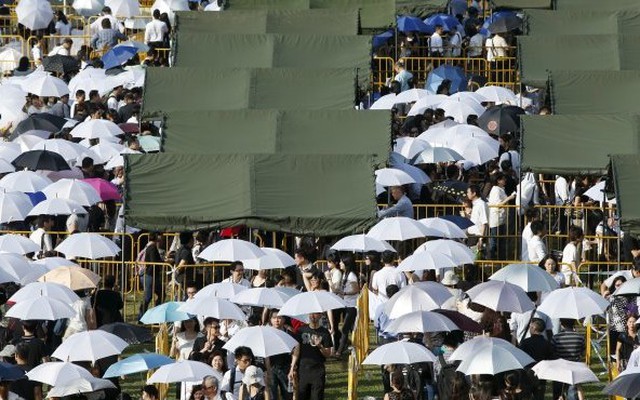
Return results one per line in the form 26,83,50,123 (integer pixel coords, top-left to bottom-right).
81,178,121,201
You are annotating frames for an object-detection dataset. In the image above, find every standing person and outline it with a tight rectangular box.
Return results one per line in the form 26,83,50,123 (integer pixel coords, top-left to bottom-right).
539,255,564,289
520,209,538,261
335,255,359,359
175,232,196,291
616,314,640,372
172,317,202,400
392,60,413,93
561,226,584,287
288,313,332,400
519,319,554,400
221,346,255,399
54,11,71,36
371,251,406,299
238,366,269,400
383,370,415,400
11,343,42,400
487,172,516,260
429,25,445,56
144,9,167,50
13,322,48,370
466,185,489,254
551,319,586,400
526,220,547,263
29,215,54,258
191,318,226,361
92,275,123,327
90,19,127,51
267,310,293,400
293,247,317,290
63,290,96,340
377,186,413,219
142,385,160,400
138,232,165,321
226,262,251,288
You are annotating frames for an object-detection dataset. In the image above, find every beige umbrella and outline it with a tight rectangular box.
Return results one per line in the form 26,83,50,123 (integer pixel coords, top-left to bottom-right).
38,266,100,290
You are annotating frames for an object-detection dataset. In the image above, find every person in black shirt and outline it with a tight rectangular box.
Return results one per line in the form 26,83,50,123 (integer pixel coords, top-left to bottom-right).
10,343,41,400
519,318,554,400
93,275,124,327
267,310,294,400
175,232,196,288
138,232,165,320
289,313,332,400
12,321,48,370
190,318,226,361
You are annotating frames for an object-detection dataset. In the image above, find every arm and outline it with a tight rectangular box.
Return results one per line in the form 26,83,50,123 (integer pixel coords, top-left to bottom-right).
616,340,622,371
288,344,300,382
144,27,151,44
34,384,42,400
91,34,98,49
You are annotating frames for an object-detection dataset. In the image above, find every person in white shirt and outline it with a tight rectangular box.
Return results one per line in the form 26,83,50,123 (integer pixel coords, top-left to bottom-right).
48,38,73,56
429,25,445,56
488,173,516,259
90,7,123,34
498,134,520,176
527,220,547,263
467,22,484,58
466,184,489,254
201,375,223,400
226,261,251,288
144,9,168,49
554,175,571,205
371,251,406,299
221,346,254,399
520,209,538,261
448,25,463,57
29,215,55,257
561,226,584,286
485,32,508,62
54,11,72,36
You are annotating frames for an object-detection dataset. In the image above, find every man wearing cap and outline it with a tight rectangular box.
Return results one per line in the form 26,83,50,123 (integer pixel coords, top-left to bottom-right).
440,270,463,310
289,313,331,400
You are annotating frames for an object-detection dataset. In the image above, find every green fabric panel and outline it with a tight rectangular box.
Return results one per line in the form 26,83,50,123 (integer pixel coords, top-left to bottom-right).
310,0,395,28
124,153,377,235
617,35,640,69
556,0,640,11
551,70,640,114
617,10,640,35
273,35,371,73
161,110,391,165
519,35,620,86
396,0,448,19
521,114,640,174
611,154,640,238
175,11,269,34
142,68,356,117
524,10,619,35
228,0,311,9
174,33,275,68
492,0,551,8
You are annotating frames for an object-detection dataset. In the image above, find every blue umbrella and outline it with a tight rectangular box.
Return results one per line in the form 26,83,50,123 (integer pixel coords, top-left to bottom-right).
0,362,26,381
438,215,474,230
480,11,518,35
397,15,433,33
425,65,467,94
103,353,174,378
25,191,46,206
424,13,462,32
140,301,191,324
102,46,138,70
373,29,394,50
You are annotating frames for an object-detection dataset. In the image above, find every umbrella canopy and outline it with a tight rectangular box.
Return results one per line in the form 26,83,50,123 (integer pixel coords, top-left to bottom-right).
414,239,475,265
487,12,522,34
0,191,33,223
98,323,153,344
39,266,101,290
419,123,489,147
385,310,458,334
243,247,296,270
103,353,174,378
27,198,86,217
456,341,534,375
195,282,248,300
0,142,21,161
418,218,467,239
47,377,116,397
231,287,299,308
81,178,121,201
385,285,452,319
21,74,68,98
363,341,436,365
0,159,15,174
55,233,121,259
42,55,81,75
14,134,46,152
42,179,101,206
477,105,525,136
330,234,395,253
603,367,640,398
102,46,138,70
451,135,499,165
367,217,432,241
432,309,483,333
407,94,450,116
372,29,394,50
0,234,40,254
0,48,22,73
424,13,462,32
105,0,140,17
476,86,517,105
70,119,124,140
397,15,432,33
374,168,416,187
73,0,105,16
0,362,26,381
412,147,464,164
178,297,247,320
614,277,640,296
394,88,431,104
116,41,150,53
10,282,79,304
27,362,93,386
279,291,346,317
0,253,33,283
151,0,188,22
147,360,220,384
439,99,486,124
140,302,191,324
16,0,53,30
532,359,597,385
466,280,534,313
52,331,128,362
396,251,458,272
394,137,432,160
449,92,488,104
438,215,474,229
0,171,52,192
370,93,399,110
198,239,266,262
12,116,63,139
425,65,467,95
33,140,86,163
138,135,161,152
13,150,70,171
6,296,75,320
223,326,299,357
33,256,78,269
538,287,609,319
489,263,558,292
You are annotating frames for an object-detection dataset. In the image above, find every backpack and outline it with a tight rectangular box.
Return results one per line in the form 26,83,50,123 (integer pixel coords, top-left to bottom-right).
436,355,461,400
136,246,147,276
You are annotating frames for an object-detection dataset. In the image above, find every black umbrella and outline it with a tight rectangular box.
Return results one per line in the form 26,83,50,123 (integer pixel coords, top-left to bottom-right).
487,14,522,34
432,309,483,333
12,150,70,171
10,113,67,139
477,105,525,136
98,322,153,344
42,55,80,75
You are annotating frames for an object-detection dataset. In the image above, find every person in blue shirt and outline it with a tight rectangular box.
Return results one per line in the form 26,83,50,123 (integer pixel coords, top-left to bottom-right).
378,186,414,219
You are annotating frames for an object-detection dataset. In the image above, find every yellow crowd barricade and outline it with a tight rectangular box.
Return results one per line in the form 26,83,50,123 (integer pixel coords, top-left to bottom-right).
348,284,369,400
372,56,395,92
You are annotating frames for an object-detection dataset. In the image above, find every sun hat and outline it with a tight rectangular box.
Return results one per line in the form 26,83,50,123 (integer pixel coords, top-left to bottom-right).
242,365,265,387
441,270,460,286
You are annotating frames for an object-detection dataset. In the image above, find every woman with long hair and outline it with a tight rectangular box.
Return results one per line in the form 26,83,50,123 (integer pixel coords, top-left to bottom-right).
335,254,360,358
538,254,563,288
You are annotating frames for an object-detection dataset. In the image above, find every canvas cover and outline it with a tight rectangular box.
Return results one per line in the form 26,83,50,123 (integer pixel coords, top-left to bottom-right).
524,10,640,36
160,109,391,165
124,153,378,235
492,0,551,9
174,9,360,35
396,0,448,19
521,114,640,174
555,0,640,11
611,154,640,238
142,68,357,118
173,33,372,75
550,70,640,114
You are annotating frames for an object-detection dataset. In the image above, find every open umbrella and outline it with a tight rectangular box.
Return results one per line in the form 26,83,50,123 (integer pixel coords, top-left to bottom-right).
603,367,640,398
230,287,299,308
73,0,105,15
466,280,534,313
33,257,78,269
538,287,609,319
195,282,248,300
367,217,432,241
42,55,81,75
418,218,467,239
432,309,483,333
0,191,33,223
0,171,52,192
39,266,101,290
103,354,173,379
27,362,94,386
385,285,452,319
42,179,101,206
370,93,399,110
397,15,432,33
178,297,247,320
16,0,53,30
373,29,394,50
70,119,124,140
98,323,153,344
33,140,86,163
438,214,474,229
151,0,188,22
451,135,499,165
52,331,128,362
243,247,295,270
0,234,40,254
47,377,116,397
105,0,140,17
0,48,22,73
279,291,346,317
13,150,70,171
330,234,395,253
532,359,597,385
385,310,458,334
424,13,462,32
476,86,517,105
614,277,640,296
439,99,486,124
223,326,299,357
394,137,432,160
147,360,220,384
27,198,86,217
102,46,138,70
396,251,458,272
425,65,467,95
412,146,463,164
420,123,489,147
140,302,191,324
198,239,266,262
456,341,534,375
55,233,121,259
487,12,522,34
21,74,68,98
477,105,525,136
363,341,436,365
374,168,416,187
489,263,558,292
407,94,450,116
414,239,475,265
10,282,79,304
81,178,122,201
0,253,34,283
6,296,75,320
394,89,431,104
11,115,64,139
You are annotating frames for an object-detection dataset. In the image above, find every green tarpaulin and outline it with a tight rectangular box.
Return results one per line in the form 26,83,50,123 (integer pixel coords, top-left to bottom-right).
142,68,357,118
555,0,640,11
550,70,640,114
521,114,640,174
518,35,640,86
395,0,447,19
524,10,640,35
611,154,640,237
174,9,360,35
124,153,378,235
492,0,551,9
161,110,391,165
173,34,372,75
228,0,310,9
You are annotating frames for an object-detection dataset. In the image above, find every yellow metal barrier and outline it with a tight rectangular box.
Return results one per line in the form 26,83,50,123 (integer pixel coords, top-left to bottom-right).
348,284,369,400
372,56,394,92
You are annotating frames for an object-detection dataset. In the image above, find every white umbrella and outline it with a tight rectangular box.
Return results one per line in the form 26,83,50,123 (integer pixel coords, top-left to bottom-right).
6,296,75,320
14,134,45,152
537,287,609,319
10,281,80,304
414,240,475,265
438,99,486,123
583,181,615,204
178,297,247,320
0,159,15,174
70,120,124,140
412,146,464,164
243,247,296,270
19,263,50,285
330,234,396,253
87,142,125,164
532,359,598,385
55,233,121,259
448,92,488,104
0,48,22,73
231,287,299,308
614,277,640,296
370,93,398,110
68,69,115,97
105,155,124,170
363,341,436,365
396,251,458,272
33,257,79,269
0,142,22,162
33,140,86,163
147,360,220,384
0,253,33,283
52,331,128,362
604,367,640,398
105,0,140,17
466,280,534,313
449,336,513,361
16,0,53,30
28,362,93,387
385,285,452,319
223,326,299,357
451,135,500,165
394,89,431,104
151,0,188,22
0,171,52,192
0,191,33,223
367,217,432,241
195,282,248,300
418,218,467,239
73,0,105,16
407,94,448,116
47,377,116,398
21,74,69,97
0,234,40,254
278,291,346,317
198,239,266,262
27,198,87,217
124,17,148,29
42,179,101,206
476,86,517,105
0,85,27,112
384,310,458,334
456,341,534,375
391,161,431,185
374,168,416,187
436,124,491,146
489,263,558,292
393,137,432,160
